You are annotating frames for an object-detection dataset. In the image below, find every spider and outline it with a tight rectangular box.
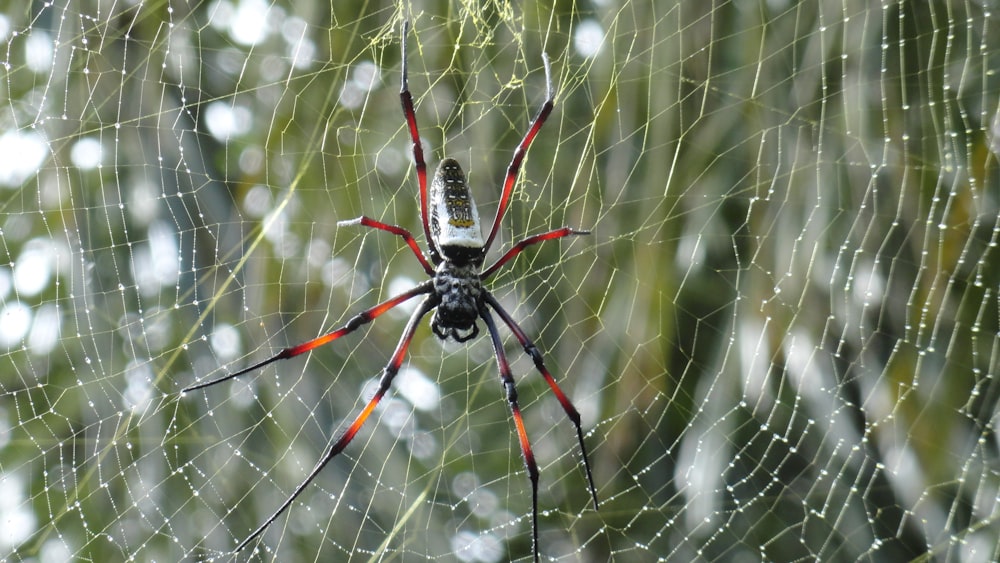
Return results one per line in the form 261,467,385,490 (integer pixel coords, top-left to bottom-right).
183,21,598,562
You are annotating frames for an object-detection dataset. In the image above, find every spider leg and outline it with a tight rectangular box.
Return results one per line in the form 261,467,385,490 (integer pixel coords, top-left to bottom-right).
483,52,555,254
338,216,434,275
479,306,541,563
234,294,437,553
484,294,599,511
399,20,439,264
182,281,433,393
480,227,589,280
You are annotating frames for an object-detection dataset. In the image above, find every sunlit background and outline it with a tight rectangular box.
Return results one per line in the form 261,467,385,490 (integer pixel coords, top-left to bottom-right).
2,0,1000,561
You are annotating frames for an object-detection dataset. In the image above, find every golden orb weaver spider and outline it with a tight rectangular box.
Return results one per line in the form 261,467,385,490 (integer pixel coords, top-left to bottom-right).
183,20,598,562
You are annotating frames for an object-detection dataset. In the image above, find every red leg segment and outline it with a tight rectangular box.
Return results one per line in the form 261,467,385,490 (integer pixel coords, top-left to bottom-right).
182,281,433,393
338,216,434,275
483,53,555,254
234,295,437,553
479,307,541,563
484,294,599,511
399,21,438,264
480,227,589,280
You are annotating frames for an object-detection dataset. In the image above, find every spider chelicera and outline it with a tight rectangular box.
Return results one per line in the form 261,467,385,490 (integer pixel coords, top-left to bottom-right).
183,21,598,562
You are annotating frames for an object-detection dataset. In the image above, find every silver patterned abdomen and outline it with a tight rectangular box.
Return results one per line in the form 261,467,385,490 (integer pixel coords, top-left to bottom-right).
429,158,484,265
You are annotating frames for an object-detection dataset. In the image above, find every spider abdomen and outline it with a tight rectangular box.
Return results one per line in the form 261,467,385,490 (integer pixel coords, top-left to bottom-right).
429,158,485,265
431,260,482,342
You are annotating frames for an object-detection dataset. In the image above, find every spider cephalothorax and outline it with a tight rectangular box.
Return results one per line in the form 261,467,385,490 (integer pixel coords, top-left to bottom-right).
431,259,482,342
184,20,597,563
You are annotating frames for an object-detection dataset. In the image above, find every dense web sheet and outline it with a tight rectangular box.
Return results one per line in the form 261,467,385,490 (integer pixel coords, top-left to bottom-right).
3,1,1000,561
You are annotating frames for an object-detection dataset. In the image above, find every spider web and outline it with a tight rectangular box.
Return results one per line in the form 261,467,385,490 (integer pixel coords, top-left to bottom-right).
3,0,1000,561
